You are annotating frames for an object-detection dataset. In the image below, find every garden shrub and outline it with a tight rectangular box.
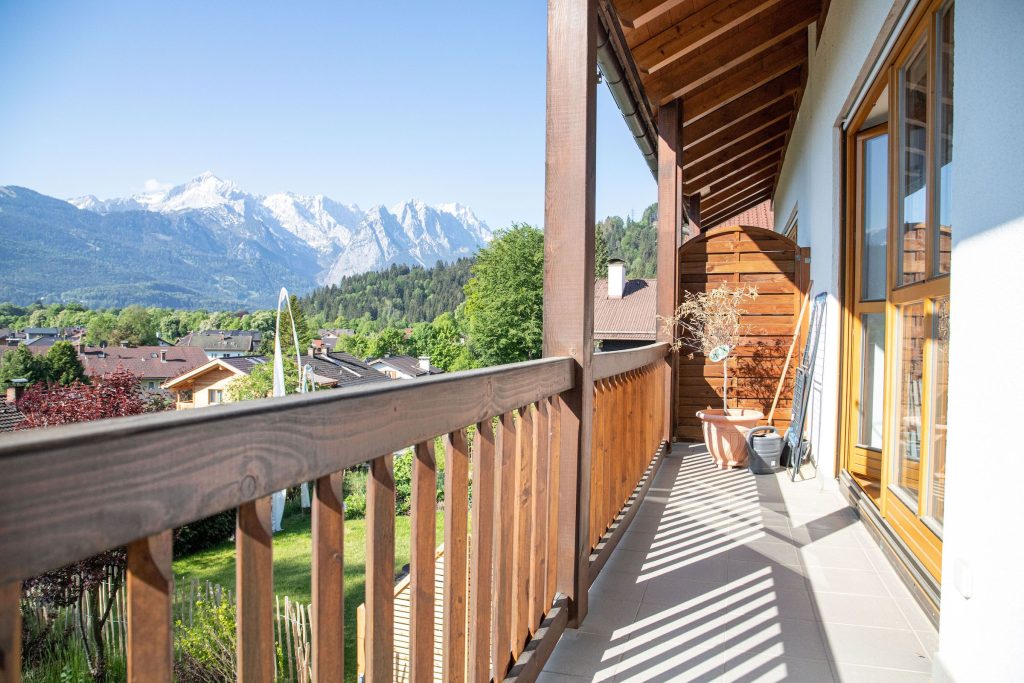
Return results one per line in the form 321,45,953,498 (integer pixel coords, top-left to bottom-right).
174,599,236,683
344,491,366,520
174,511,236,556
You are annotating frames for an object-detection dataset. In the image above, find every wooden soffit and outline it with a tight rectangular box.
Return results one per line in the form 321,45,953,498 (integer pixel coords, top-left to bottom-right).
604,0,821,224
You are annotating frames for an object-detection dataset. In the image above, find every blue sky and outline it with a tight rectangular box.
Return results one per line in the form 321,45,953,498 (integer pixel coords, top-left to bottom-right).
0,1,655,228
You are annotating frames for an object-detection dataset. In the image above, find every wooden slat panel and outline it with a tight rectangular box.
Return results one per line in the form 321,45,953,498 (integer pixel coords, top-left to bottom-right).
686,99,794,168
530,400,551,629
0,357,574,585
442,429,470,683
365,455,395,683
237,498,274,683
684,120,789,180
411,441,437,681
0,582,19,683
545,401,561,609
312,472,345,682
682,69,802,146
468,421,495,683
127,531,173,683
491,412,516,679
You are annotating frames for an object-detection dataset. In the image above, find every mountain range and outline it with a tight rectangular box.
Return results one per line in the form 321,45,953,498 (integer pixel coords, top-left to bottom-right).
0,173,492,309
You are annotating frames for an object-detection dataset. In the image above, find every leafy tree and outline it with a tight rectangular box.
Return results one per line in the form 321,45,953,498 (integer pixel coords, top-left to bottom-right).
16,368,158,681
44,340,88,386
226,359,313,401
367,327,413,359
85,312,118,346
425,312,464,371
0,344,47,386
257,295,313,356
463,224,544,367
111,305,157,345
595,227,610,278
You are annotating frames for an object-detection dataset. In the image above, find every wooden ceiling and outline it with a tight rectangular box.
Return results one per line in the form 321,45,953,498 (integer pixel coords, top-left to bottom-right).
606,0,826,228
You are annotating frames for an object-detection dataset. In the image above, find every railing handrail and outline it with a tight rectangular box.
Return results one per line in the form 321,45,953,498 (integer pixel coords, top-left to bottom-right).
0,355,574,584
592,342,670,381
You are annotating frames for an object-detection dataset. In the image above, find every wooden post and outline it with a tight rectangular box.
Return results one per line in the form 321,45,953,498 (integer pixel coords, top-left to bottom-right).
312,472,345,682
657,99,683,445
0,582,21,683
410,441,437,681
543,0,597,628
237,497,274,683
442,430,469,683
127,531,173,683
365,455,395,683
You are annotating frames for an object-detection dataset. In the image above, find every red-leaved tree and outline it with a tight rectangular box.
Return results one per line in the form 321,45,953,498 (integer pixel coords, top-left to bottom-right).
17,366,163,681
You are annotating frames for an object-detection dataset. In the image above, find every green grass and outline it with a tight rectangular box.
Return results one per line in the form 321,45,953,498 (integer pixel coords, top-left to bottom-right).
173,502,444,682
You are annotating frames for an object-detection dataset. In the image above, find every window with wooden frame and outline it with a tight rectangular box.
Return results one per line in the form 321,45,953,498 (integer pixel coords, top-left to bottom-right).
841,0,953,582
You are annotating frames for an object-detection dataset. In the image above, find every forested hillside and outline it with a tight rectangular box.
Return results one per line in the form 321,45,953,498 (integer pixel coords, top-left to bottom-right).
301,259,474,326
596,203,658,278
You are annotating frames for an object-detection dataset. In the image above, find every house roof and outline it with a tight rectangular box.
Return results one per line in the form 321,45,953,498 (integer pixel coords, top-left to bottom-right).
0,401,25,432
80,345,210,381
594,278,657,341
718,199,774,232
163,351,391,391
176,331,259,353
369,355,443,377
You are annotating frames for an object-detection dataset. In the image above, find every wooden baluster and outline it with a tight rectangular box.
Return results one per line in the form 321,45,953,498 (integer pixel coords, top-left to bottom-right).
443,429,470,682
491,411,516,679
237,497,274,682
511,406,533,655
590,383,601,549
468,421,495,683
127,531,173,682
312,472,345,682
365,455,395,683
545,400,561,609
530,400,551,628
411,440,437,681
1,582,21,683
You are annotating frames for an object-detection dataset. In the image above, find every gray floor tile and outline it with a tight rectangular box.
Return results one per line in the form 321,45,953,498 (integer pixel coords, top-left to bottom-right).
720,653,837,682
830,662,933,682
543,630,622,680
813,591,913,629
819,623,932,672
800,544,876,571
803,566,889,597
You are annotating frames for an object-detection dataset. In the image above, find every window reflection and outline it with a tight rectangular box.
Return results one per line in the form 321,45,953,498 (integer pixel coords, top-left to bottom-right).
895,303,925,503
899,45,928,286
862,135,888,300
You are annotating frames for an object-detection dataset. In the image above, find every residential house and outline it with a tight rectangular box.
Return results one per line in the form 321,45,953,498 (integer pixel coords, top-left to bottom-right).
367,354,442,379
162,349,391,409
317,328,355,352
0,382,26,433
176,330,261,359
594,258,656,351
78,345,210,393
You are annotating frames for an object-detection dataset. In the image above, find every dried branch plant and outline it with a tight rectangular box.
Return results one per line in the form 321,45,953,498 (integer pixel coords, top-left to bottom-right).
661,284,759,411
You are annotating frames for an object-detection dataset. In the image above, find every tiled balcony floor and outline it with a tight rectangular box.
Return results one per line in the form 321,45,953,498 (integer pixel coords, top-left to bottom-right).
541,442,937,682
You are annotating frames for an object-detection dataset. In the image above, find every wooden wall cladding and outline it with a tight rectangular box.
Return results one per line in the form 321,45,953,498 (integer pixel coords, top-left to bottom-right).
675,225,810,442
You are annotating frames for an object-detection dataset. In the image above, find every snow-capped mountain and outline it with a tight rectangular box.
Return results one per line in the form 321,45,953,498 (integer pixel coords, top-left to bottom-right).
68,172,493,282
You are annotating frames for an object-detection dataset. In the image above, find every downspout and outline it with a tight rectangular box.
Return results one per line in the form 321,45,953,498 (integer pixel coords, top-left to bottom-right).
596,16,658,178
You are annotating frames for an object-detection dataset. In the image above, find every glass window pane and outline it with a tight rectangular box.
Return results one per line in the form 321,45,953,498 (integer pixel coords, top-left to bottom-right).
934,5,954,276
898,45,929,287
895,303,925,503
862,135,889,300
859,313,886,448
928,297,950,525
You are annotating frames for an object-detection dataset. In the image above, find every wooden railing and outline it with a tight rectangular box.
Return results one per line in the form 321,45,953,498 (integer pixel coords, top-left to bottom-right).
588,344,670,579
0,344,670,683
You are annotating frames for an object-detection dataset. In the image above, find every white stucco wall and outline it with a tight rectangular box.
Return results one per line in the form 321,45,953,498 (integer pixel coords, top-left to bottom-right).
773,0,894,487
934,3,1024,681
774,1,1024,680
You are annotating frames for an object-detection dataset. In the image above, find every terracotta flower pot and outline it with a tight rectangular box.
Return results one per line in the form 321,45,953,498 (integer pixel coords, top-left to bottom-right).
696,408,765,469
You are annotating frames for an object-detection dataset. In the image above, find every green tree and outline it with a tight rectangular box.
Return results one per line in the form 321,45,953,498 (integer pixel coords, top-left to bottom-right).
111,305,157,345
85,312,117,345
226,359,315,401
257,295,313,356
44,341,88,386
595,227,609,278
426,312,464,371
368,327,413,359
463,224,544,367
0,345,47,386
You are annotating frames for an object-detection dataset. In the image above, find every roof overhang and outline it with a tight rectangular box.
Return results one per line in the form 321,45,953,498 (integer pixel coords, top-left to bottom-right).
161,358,248,390
601,0,829,228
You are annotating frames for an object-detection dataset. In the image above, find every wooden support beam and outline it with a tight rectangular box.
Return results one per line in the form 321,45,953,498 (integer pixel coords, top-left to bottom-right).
656,100,682,443
686,194,702,235
683,70,801,146
236,497,274,683
684,118,789,176
0,583,20,683
702,178,777,216
703,189,774,224
127,531,173,683
700,170,777,212
686,98,794,166
617,0,687,29
685,129,787,191
674,31,807,113
543,0,596,629
700,153,782,196
634,0,782,73
644,0,818,98
312,472,345,682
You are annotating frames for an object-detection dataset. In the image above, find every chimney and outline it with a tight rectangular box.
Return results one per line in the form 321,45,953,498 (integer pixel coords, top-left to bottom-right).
308,345,317,358
159,350,167,363
6,378,27,404
418,356,430,372
607,258,626,299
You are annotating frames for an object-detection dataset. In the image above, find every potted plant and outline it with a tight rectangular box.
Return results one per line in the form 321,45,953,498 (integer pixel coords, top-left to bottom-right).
665,283,761,468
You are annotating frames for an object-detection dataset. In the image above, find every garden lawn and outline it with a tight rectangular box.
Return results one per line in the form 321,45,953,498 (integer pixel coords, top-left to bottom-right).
173,505,444,682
